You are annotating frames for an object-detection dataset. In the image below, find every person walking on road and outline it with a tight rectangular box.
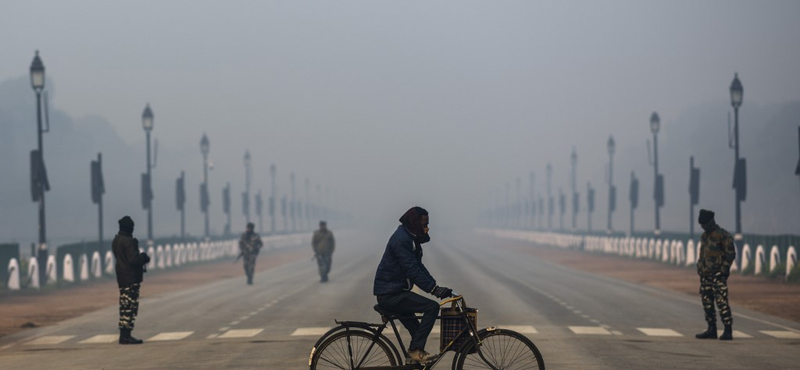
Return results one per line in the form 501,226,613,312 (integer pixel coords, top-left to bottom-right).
239,222,263,285
373,206,453,364
695,209,736,341
312,221,335,282
112,216,150,345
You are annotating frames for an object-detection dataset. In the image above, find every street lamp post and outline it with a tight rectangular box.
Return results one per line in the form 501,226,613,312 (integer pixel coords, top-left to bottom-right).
270,164,276,234
650,112,662,235
142,104,154,240
629,171,639,236
529,172,535,229
607,135,616,233
291,172,296,232
305,178,311,231
730,73,744,239
244,150,251,224
546,163,553,230
571,148,578,230
29,51,49,284
200,133,210,238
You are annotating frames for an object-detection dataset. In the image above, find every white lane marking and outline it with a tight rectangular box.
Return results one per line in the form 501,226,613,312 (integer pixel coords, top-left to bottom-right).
498,325,537,334
239,316,250,321
565,306,574,310
573,310,582,314
581,315,591,319
219,327,229,331
25,335,75,345
219,329,263,338
291,327,333,336
637,328,683,337
206,334,219,339
148,331,194,341
249,311,258,315
611,330,624,336
569,326,611,335
761,330,800,339
230,321,241,325
257,307,266,312
600,324,611,329
79,334,118,344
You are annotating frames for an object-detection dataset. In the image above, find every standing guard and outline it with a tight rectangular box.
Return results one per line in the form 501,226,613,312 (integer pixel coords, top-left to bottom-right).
112,216,150,344
238,222,263,285
695,209,736,340
312,221,335,282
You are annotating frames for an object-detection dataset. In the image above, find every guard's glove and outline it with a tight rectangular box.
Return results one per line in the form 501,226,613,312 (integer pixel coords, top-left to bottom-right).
431,285,453,299
140,252,151,264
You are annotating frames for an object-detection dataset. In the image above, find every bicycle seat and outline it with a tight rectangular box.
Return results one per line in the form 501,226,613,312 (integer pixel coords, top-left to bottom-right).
373,304,402,319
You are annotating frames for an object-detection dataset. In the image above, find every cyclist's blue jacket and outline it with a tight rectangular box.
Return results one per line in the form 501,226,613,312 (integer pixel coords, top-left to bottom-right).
373,225,437,296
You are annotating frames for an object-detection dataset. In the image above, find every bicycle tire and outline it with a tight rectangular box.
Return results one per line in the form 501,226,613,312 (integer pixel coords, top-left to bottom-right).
310,329,399,370
454,328,545,370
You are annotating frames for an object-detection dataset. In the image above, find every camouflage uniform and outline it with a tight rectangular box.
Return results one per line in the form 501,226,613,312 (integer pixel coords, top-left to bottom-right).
239,231,263,284
696,226,736,326
312,227,335,282
119,283,140,330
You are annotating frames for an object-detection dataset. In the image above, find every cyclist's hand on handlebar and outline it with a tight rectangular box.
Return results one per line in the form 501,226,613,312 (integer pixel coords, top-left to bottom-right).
431,285,453,299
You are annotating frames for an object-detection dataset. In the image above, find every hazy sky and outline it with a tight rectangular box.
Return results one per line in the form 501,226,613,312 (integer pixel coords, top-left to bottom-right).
2,1,800,239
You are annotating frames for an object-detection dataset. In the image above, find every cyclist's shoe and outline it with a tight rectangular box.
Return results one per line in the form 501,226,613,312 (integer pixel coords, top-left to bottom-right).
407,349,439,364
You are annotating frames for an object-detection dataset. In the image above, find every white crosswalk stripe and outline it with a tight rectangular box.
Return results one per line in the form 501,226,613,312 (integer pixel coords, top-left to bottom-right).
498,325,538,334
25,336,75,345
148,331,194,341
760,330,800,339
218,329,263,338
79,334,118,344
569,326,612,335
637,328,683,337
291,327,332,336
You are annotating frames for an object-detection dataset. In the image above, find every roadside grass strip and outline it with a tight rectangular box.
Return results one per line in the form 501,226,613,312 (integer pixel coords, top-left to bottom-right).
291,327,333,336
569,326,612,335
148,331,194,341
760,330,800,339
637,328,683,337
218,329,263,338
79,334,118,344
24,336,75,345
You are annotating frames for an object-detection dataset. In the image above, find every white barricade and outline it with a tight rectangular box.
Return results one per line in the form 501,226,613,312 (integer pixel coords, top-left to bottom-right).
769,245,781,274
46,254,57,283
156,245,164,269
755,245,766,275
27,257,39,289
7,258,20,290
787,246,797,279
105,251,115,274
91,251,102,278
674,241,684,266
165,245,173,267
79,254,89,281
741,244,752,272
686,240,696,266
63,254,75,282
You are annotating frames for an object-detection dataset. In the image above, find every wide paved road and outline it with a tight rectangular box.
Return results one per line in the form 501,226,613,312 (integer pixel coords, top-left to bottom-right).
1,229,799,369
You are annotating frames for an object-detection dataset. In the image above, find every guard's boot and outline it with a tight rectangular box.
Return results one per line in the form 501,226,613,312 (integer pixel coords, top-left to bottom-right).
247,276,253,285
407,349,439,364
119,329,143,344
695,323,717,339
719,325,733,341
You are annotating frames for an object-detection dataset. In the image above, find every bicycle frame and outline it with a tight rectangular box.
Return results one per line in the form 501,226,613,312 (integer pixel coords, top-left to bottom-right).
323,296,501,370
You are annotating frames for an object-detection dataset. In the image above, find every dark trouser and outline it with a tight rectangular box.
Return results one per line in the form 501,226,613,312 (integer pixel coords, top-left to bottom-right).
700,272,732,326
243,254,257,282
119,283,141,330
316,253,332,280
377,291,439,352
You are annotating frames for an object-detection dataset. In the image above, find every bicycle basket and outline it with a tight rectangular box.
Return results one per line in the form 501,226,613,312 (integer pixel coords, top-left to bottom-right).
440,304,478,353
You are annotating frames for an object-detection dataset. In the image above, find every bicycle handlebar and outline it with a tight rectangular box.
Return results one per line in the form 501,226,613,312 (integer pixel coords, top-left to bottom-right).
439,294,463,306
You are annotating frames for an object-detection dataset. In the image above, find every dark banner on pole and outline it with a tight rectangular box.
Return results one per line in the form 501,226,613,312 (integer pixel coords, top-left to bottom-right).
91,159,104,204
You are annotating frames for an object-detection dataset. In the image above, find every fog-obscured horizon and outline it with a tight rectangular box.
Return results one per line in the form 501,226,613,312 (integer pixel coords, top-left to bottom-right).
2,1,799,247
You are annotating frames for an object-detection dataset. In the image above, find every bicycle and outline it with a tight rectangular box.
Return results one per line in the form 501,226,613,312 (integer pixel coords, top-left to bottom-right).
308,295,545,370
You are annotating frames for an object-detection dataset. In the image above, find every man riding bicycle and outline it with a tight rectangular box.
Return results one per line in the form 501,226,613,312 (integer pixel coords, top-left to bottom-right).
373,206,453,364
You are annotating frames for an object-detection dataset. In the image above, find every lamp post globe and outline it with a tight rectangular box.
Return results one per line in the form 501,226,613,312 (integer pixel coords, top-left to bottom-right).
607,136,615,156
30,50,45,92
200,133,210,156
730,73,743,108
142,103,154,132
650,112,660,135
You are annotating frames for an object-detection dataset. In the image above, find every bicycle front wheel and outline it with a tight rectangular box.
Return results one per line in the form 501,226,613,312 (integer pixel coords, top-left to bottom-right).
455,329,545,370
310,330,398,370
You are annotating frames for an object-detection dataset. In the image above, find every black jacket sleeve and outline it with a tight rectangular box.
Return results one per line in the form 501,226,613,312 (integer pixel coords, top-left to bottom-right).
128,238,148,267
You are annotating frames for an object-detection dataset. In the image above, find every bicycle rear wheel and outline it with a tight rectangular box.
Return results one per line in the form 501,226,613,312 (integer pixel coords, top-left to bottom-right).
310,330,398,370
454,329,545,370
